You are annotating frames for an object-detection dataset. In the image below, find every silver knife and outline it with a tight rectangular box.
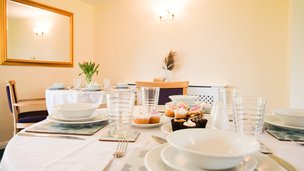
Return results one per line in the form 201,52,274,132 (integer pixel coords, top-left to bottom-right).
260,142,296,171
18,132,86,140
151,135,167,144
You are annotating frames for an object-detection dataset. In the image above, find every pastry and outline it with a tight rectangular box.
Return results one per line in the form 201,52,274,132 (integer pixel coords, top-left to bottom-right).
171,118,187,131
171,112,207,131
149,110,161,124
165,102,175,117
133,107,150,124
173,102,189,119
188,104,203,116
174,108,188,119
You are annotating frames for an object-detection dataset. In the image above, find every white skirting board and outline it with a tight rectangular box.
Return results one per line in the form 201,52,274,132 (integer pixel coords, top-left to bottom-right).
0,141,8,149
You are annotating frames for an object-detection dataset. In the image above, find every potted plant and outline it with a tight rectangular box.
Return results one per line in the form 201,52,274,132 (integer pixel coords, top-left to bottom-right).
162,50,176,81
79,61,100,84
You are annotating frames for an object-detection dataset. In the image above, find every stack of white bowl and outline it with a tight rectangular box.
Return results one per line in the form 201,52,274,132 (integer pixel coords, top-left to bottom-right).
169,95,197,106
50,83,65,89
86,83,102,91
273,108,304,127
52,103,99,122
147,129,260,171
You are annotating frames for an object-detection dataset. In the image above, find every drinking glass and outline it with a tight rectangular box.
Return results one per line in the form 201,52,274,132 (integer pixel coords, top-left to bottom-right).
73,78,82,89
107,90,135,138
141,87,160,113
233,96,266,136
103,78,111,90
218,87,238,121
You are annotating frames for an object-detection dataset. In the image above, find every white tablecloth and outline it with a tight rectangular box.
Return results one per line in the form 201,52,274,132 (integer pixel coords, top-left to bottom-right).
1,121,304,171
45,89,106,114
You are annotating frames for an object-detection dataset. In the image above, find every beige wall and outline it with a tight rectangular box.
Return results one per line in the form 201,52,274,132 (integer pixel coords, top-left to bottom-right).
289,0,304,107
94,0,288,110
0,0,94,144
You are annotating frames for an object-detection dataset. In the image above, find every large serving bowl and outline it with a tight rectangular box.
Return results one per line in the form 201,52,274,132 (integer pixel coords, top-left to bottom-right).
166,129,260,170
169,95,197,105
54,103,99,118
273,108,304,127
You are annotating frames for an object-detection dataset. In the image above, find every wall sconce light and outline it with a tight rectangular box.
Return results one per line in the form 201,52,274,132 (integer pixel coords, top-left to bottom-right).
33,27,45,36
34,31,44,36
159,9,175,21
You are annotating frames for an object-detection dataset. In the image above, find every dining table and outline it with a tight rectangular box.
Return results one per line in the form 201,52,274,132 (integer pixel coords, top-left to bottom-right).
0,113,303,171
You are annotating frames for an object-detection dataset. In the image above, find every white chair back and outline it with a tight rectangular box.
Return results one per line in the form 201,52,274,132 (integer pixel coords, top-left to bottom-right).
187,86,223,105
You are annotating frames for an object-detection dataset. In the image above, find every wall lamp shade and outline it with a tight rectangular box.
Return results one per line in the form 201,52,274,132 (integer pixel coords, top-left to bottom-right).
33,27,45,36
159,9,174,21
33,25,48,36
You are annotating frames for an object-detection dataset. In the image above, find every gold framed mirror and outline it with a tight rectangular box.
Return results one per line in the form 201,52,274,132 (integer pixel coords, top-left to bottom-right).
0,0,73,67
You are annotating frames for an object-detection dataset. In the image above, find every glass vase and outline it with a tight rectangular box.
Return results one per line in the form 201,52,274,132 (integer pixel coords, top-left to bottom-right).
163,69,173,82
85,75,93,85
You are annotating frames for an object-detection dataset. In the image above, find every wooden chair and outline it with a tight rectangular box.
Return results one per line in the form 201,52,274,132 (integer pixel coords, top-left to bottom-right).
135,81,189,105
5,80,48,135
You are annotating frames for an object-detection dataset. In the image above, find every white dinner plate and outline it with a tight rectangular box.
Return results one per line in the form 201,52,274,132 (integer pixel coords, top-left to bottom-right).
47,112,107,124
144,144,175,171
161,145,257,171
131,115,170,128
160,122,172,134
51,113,98,122
131,120,167,128
82,87,102,91
264,115,304,131
144,144,282,171
48,87,67,90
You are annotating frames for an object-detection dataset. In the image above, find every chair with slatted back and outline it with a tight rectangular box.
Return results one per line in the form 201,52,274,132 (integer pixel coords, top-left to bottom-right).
5,80,48,135
187,86,222,105
135,81,189,105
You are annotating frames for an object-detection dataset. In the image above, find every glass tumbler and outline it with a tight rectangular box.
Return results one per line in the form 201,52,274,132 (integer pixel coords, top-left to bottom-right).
218,87,238,121
103,78,111,91
73,78,82,89
233,96,266,136
107,90,135,138
141,87,160,113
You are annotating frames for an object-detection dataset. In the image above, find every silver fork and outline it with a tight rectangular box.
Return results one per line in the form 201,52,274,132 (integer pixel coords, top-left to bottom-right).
102,139,128,171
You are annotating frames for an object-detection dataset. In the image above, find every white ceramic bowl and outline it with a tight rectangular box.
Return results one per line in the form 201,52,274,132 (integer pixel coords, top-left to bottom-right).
54,103,99,118
166,129,260,170
86,84,101,90
52,83,65,89
273,108,304,127
116,83,129,89
169,95,197,105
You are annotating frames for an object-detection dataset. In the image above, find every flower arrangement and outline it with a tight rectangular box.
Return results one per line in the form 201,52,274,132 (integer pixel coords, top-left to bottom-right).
78,61,100,84
162,50,176,71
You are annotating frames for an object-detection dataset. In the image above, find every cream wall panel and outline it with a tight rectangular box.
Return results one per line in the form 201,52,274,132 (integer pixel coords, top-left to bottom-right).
0,0,94,143
94,0,288,111
289,0,304,108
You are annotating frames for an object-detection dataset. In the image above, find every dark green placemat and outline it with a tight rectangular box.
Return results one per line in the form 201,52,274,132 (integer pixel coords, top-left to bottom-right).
265,124,304,142
26,120,108,135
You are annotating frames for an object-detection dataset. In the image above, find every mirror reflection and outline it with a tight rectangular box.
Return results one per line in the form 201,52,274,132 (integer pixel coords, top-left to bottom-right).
1,0,73,67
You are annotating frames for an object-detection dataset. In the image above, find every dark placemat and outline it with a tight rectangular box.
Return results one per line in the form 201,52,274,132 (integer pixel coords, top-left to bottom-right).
265,124,304,142
26,120,108,135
